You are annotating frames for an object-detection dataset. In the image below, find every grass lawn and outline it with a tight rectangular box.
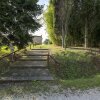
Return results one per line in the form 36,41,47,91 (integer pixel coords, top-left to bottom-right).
59,74,100,89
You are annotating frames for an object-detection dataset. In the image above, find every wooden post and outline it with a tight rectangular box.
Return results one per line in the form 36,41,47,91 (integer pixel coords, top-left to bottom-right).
30,44,31,49
47,50,50,67
10,53,14,62
13,52,15,61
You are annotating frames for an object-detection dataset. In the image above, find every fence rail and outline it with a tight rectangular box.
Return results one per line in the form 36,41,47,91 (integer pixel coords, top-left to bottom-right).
68,47,100,55
48,54,66,74
0,49,25,61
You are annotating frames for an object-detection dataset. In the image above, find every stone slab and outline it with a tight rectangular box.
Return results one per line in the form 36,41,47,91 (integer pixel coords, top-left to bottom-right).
0,68,53,81
10,65,47,68
13,61,47,66
0,76,53,81
1,68,52,77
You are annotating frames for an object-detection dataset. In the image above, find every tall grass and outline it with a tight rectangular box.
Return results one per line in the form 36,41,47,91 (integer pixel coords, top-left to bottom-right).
53,50,98,79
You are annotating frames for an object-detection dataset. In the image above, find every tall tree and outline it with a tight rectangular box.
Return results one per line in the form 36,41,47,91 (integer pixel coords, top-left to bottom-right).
44,0,61,45
45,0,100,47
78,0,100,48
0,0,43,49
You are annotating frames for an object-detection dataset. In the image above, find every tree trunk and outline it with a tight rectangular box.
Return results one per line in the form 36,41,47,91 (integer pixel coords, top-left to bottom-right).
84,18,88,48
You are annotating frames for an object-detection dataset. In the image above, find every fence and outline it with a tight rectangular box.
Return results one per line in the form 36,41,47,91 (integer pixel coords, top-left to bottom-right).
0,49,26,75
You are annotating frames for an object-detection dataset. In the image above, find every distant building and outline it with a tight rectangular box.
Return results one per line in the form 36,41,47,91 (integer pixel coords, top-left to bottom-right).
32,36,42,45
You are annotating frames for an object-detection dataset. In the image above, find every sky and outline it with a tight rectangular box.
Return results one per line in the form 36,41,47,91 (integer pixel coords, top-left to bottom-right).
38,0,49,7
32,0,49,42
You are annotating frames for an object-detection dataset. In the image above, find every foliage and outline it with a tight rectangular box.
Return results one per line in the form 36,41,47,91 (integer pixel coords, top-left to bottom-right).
53,51,98,79
44,0,61,45
68,0,100,47
0,0,43,48
60,75,100,89
45,0,100,48
43,40,48,44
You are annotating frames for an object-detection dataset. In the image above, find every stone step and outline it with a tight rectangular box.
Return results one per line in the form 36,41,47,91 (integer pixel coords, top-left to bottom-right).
18,58,47,61
0,76,53,82
20,56,47,59
1,68,52,77
22,54,49,56
25,53,48,55
31,49,49,50
25,51,49,54
10,65,47,69
13,61,47,66
11,64,47,68
0,68,53,81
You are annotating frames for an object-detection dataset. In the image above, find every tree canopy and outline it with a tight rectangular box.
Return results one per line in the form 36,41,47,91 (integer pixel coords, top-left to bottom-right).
44,0,61,45
45,0,100,48
0,0,43,49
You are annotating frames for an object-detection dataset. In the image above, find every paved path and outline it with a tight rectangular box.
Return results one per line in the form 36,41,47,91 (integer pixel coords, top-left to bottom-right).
0,88,100,100
0,49,53,81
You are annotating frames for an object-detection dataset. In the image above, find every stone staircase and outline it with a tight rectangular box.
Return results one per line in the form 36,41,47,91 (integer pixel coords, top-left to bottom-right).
0,49,53,82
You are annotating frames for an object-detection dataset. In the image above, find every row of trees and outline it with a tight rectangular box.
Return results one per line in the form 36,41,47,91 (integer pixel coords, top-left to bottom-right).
44,0,61,45
0,0,42,49
45,0,100,48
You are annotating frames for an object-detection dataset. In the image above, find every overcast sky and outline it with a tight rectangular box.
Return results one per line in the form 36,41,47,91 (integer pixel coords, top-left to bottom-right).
38,0,49,6
33,0,49,42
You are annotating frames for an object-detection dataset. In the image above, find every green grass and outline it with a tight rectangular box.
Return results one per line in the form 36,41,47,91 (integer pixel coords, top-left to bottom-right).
53,50,97,79
32,44,89,54
60,74,100,89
